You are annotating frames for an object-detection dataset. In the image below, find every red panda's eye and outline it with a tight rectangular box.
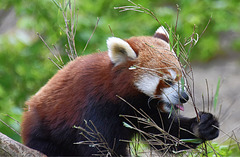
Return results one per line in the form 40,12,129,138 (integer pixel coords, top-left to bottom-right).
164,79,174,86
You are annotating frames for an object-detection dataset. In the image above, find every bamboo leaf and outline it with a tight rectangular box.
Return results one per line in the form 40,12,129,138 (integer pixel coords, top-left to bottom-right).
169,27,173,52
213,77,221,111
123,122,134,129
176,34,180,57
51,0,63,11
181,77,185,91
180,138,203,144
168,105,174,118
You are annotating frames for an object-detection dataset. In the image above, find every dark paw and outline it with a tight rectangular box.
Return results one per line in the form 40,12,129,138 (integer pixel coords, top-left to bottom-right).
193,112,219,141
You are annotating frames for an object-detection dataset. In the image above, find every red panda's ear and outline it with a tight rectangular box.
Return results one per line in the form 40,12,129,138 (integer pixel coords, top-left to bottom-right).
107,37,137,65
154,26,169,43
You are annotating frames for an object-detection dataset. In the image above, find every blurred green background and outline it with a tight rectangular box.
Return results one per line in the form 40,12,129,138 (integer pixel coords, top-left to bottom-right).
0,0,239,142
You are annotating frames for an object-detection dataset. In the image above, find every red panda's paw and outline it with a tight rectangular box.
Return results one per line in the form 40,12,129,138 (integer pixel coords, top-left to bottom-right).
192,112,219,141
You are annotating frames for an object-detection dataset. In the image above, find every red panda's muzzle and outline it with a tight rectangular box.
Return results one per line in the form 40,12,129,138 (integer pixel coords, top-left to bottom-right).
160,90,189,113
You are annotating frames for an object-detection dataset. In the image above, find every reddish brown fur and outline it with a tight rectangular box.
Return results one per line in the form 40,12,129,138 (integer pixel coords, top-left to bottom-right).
22,36,181,147
21,52,139,142
21,32,219,156
127,37,181,96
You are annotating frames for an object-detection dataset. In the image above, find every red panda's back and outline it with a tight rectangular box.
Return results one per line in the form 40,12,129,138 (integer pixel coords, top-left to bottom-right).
21,52,112,144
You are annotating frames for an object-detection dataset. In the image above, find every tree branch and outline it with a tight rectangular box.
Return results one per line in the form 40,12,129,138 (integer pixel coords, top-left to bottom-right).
0,132,46,157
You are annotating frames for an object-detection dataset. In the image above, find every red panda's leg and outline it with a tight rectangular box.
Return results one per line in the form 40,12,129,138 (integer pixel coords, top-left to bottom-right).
25,126,82,156
141,115,199,151
168,112,219,151
165,115,202,151
142,112,219,152
78,122,131,156
26,137,60,156
22,111,77,156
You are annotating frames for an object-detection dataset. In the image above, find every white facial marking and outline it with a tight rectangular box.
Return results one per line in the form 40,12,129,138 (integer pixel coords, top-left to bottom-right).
162,84,180,105
168,69,177,80
135,73,161,97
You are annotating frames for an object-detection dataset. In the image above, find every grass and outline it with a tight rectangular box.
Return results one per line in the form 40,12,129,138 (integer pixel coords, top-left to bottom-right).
213,78,221,111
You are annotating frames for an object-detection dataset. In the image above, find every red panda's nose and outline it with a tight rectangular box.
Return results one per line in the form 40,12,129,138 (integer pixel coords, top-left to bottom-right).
180,91,189,103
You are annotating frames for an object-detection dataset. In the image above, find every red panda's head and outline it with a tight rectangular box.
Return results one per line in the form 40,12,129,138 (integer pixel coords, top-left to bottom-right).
107,26,189,113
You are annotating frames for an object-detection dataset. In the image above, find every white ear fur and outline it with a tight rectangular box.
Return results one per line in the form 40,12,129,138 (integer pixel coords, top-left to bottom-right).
155,26,169,38
107,37,137,65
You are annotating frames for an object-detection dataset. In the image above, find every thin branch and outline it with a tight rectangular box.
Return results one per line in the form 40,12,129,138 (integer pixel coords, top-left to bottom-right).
81,17,100,54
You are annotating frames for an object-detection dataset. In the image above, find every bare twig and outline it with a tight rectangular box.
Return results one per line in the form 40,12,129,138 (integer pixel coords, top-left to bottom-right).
114,0,161,26
74,120,117,156
199,17,212,39
108,24,114,37
81,17,100,54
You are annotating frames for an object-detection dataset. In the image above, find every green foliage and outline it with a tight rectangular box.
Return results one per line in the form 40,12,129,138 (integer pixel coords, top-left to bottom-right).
0,0,239,146
180,138,203,144
232,38,240,52
187,141,240,157
129,134,149,157
0,32,56,142
129,139,240,156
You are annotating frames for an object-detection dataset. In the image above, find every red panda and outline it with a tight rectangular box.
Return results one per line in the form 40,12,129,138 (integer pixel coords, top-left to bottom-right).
21,26,219,156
